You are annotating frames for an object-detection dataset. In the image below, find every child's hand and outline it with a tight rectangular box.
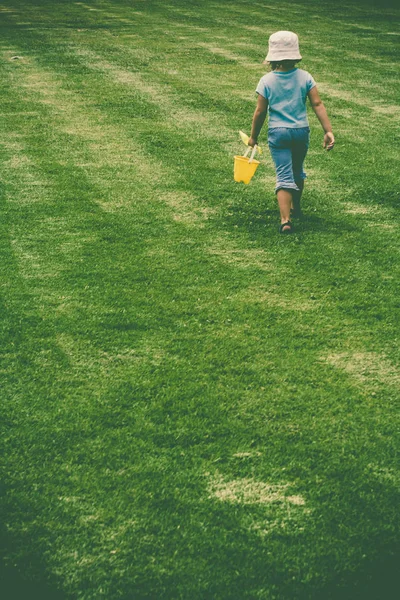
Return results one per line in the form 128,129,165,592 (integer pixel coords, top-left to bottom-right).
248,137,258,147
324,132,335,151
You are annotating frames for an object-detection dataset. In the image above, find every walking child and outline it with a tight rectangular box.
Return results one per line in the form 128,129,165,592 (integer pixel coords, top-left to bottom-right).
248,31,335,233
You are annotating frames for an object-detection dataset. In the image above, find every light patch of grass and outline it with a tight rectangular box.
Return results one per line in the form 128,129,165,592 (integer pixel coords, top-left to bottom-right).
367,223,396,231
0,111,38,116
74,2,101,11
10,231,91,281
1,139,52,205
233,452,262,458
366,464,399,486
324,352,400,388
318,81,400,117
164,22,209,34
343,203,380,216
161,191,215,225
208,472,305,506
1,139,25,151
58,332,167,370
11,242,59,279
3,154,34,169
196,42,255,66
346,23,377,31
57,333,144,373
229,286,317,311
208,243,276,271
342,202,396,230
345,51,388,68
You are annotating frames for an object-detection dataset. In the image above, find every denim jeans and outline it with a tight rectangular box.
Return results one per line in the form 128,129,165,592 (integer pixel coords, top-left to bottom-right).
268,127,310,193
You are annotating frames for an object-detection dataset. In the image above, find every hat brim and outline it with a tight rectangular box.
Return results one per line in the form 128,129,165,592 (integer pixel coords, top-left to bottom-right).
264,52,302,62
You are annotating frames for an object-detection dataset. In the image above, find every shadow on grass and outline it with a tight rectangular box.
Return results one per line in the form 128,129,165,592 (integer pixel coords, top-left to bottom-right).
0,496,67,600
0,566,67,600
219,201,358,239
319,546,399,600
295,212,357,235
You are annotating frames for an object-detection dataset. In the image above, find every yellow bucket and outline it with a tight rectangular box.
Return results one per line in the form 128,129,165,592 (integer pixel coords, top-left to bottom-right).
234,155,260,184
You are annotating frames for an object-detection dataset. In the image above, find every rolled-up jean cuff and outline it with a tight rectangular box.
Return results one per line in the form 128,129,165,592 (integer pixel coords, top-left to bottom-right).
275,182,299,193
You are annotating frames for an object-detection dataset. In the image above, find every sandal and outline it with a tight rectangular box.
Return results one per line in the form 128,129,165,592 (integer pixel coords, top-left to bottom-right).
279,221,294,234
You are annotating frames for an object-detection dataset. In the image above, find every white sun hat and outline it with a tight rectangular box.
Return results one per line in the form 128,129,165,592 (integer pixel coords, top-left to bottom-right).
264,30,302,62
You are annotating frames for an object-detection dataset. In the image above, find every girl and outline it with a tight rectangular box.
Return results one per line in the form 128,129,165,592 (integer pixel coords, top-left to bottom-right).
248,31,335,233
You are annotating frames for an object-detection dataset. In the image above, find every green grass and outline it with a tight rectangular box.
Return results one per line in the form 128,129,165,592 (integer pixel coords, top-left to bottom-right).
0,0,399,598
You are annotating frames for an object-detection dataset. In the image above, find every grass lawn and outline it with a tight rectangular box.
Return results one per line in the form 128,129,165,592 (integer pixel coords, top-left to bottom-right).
0,0,399,598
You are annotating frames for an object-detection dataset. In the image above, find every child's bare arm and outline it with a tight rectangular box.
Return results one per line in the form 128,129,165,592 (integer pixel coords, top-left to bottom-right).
249,94,268,147
308,87,335,150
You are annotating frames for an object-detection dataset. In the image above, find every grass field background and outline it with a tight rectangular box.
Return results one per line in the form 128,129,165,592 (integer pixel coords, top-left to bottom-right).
0,0,399,598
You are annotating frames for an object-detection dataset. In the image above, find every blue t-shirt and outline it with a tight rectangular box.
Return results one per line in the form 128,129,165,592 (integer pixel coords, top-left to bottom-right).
256,68,316,128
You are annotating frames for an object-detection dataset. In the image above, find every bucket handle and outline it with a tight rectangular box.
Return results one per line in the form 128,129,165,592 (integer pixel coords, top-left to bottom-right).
243,145,258,163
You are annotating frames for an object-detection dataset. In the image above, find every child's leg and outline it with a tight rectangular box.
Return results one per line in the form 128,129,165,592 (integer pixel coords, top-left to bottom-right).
268,128,299,225
277,188,293,226
292,179,304,215
291,128,310,216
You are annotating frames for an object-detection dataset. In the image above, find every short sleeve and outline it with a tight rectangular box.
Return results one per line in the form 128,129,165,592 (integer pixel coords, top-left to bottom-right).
256,77,268,99
306,73,316,93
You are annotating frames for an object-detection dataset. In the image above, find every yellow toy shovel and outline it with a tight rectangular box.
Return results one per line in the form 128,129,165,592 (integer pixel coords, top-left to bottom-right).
239,130,262,154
